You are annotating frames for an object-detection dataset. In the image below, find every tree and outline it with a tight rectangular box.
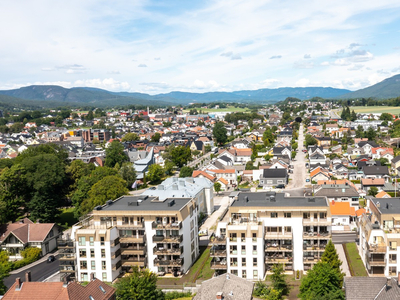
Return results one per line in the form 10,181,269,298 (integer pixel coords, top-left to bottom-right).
213,122,228,145
214,182,222,195
105,141,129,168
115,266,165,300
355,125,364,138
121,132,140,142
170,145,192,168
163,160,174,176
366,127,376,141
179,166,194,178
0,263,8,295
299,262,344,300
81,175,128,214
305,135,317,147
147,164,164,183
378,157,389,166
368,186,379,197
119,163,137,189
380,113,393,121
271,264,289,296
151,132,161,143
321,240,344,286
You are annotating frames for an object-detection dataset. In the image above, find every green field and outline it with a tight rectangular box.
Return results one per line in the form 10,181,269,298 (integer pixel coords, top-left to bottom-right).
350,106,400,114
183,106,250,113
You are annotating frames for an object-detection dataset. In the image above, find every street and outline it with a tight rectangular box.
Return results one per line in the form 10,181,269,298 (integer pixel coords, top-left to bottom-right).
4,255,60,289
332,232,357,244
286,123,307,189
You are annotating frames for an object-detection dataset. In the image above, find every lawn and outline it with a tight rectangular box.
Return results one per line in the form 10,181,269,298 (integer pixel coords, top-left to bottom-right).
56,207,78,229
343,242,368,276
350,106,400,114
183,106,250,113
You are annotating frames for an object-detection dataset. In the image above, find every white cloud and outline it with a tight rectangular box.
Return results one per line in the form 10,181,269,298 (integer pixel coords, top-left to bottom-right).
293,61,314,69
304,54,311,59
138,64,147,67
295,78,311,87
270,55,282,59
107,70,121,74
347,64,364,71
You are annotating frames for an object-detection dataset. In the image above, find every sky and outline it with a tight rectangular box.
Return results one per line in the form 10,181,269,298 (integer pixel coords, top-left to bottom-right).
1,0,400,94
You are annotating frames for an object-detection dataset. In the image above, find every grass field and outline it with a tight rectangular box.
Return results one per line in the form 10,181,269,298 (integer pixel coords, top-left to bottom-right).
350,106,400,114
344,242,368,276
183,106,250,113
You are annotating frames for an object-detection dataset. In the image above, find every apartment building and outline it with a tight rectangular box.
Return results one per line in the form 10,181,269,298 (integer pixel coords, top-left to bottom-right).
211,192,331,280
69,195,199,282
359,197,400,277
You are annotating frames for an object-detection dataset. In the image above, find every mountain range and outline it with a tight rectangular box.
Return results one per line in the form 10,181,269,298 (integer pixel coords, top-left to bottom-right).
0,74,399,108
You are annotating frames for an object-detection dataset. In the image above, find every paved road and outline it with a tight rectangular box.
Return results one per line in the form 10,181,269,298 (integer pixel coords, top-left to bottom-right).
4,255,60,289
335,244,351,277
286,124,307,189
332,232,357,244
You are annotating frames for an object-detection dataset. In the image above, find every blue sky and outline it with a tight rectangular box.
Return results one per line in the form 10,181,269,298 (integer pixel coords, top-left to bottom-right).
1,0,400,94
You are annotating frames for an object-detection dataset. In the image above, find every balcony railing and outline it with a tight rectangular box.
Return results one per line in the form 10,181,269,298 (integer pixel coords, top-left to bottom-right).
57,240,74,248
265,244,292,251
121,258,146,267
265,256,292,263
59,253,76,260
210,262,227,269
303,232,331,238
265,232,292,239
152,235,183,243
153,246,183,255
211,236,226,244
367,257,386,266
303,218,329,225
154,258,184,266
121,247,146,255
367,243,387,253
152,222,182,229
210,249,226,257
118,223,144,229
120,235,145,243
60,266,76,273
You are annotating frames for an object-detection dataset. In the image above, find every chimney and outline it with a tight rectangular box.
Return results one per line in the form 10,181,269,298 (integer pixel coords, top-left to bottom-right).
216,292,223,300
15,277,22,290
226,273,230,280
91,273,95,281
25,271,31,282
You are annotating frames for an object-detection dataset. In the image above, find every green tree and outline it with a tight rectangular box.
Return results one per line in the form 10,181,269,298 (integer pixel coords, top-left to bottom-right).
164,160,175,176
213,122,228,145
122,132,140,142
105,141,129,168
170,145,192,168
378,158,389,166
81,175,128,214
0,263,9,295
271,264,289,296
366,127,376,141
368,186,379,197
379,113,393,121
305,135,317,147
350,110,357,121
299,262,344,300
321,240,344,286
355,125,364,138
179,166,194,178
214,182,222,194
147,164,164,182
115,266,165,300
119,163,137,189
151,132,161,143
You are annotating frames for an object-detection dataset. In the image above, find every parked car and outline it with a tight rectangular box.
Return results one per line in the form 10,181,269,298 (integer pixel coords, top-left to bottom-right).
47,255,55,263
306,179,310,182
276,184,285,189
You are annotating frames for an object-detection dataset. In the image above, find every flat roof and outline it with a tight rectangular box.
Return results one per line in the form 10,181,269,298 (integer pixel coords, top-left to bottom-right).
233,192,328,207
371,198,400,215
99,195,192,212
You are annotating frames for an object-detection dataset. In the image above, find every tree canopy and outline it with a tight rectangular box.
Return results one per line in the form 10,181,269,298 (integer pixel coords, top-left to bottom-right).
179,166,194,178
121,132,140,142
170,145,192,168
213,122,228,145
105,141,129,168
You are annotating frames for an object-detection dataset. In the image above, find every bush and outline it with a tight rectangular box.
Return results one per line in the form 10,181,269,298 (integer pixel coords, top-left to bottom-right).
164,291,193,300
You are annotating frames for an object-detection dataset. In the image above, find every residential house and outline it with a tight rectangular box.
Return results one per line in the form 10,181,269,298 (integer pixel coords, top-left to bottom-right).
206,169,238,186
310,167,330,182
190,140,205,154
314,183,359,207
361,178,386,192
372,147,394,163
309,152,327,167
391,156,400,175
362,166,390,181
270,146,291,160
259,168,288,188
344,277,400,300
329,201,356,229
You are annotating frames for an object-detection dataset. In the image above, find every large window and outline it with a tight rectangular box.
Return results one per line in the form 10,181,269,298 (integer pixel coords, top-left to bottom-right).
91,261,95,270
284,212,291,218
79,249,87,258
271,212,278,218
78,236,86,246
80,261,87,270
89,236,94,246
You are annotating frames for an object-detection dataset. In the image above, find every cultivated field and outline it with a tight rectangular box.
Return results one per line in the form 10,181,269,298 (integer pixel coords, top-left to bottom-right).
350,106,400,114
183,106,251,113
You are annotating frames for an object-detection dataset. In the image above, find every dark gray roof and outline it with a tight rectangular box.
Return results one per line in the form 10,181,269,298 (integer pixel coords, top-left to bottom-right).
314,185,359,197
371,197,400,215
392,156,400,164
219,155,232,163
193,273,254,300
262,168,287,178
345,277,400,300
233,192,328,207
363,166,389,176
100,195,192,212
358,141,379,148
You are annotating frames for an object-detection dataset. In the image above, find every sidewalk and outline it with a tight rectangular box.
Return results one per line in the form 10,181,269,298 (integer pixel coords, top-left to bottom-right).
200,196,230,235
335,244,351,277
9,250,60,275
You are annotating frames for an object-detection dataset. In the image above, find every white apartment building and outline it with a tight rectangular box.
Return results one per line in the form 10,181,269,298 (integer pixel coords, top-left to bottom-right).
211,192,332,280
359,197,400,277
71,195,199,282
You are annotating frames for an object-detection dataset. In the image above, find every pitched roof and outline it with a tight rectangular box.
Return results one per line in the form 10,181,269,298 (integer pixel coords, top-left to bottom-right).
376,191,391,198
344,277,400,300
361,178,385,186
0,219,55,244
192,170,215,182
67,279,115,300
356,208,366,217
2,282,69,300
362,165,389,176
329,201,356,216
217,177,228,185
262,168,287,178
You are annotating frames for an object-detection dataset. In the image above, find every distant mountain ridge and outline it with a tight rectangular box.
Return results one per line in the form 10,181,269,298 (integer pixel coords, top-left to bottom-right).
0,85,351,107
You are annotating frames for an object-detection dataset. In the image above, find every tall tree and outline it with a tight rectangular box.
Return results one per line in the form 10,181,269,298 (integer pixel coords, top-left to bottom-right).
213,122,228,145
151,132,161,143
271,264,289,297
105,141,129,168
299,262,344,300
321,240,344,286
146,164,164,183
170,145,192,168
0,263,8,295
115,266,165,300
121,133,140,142
119,163,137,189
179,166,194,178
214,182,221,195
366,126,376,141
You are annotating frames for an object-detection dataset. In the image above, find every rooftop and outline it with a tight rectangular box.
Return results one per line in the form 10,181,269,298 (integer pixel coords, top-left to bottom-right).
371,198,400,215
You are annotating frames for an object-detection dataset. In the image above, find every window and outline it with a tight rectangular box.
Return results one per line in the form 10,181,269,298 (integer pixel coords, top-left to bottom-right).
102,261,106,270
91,261,95,270
303,212,310,219
241,233,245,242
78,236,86,246
252,233,257,242
231,270,238,275
390,241,397,250
79,249,87,258
89,236,94,246
320,212,327,219
101,249,106,258
242,257,246,267
242,270,247,278
284,226,292,233
102,272,107,281
230,258,238,266
81,272,88,281
100,237,105,246
241,245,246,254
90,249,95,258
80,261,87,270
389,254,397,263
271,212,278,218
253,270,258,278
253,258,257,266
284,212,291,218
253,245,257,255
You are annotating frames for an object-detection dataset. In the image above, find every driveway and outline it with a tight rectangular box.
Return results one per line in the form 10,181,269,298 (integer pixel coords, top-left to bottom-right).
286,124,307,189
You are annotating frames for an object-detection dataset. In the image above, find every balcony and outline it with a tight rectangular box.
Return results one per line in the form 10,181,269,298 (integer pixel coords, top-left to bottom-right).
152,221,182,230
118,223,144,229
210,262,227,269
154,258,184,267
303,256,320,263
303,245,326,251
153,246,183,255
121,246,146,255
211,236,226,245
265,255,292,263
120,235,145,243
121,258,146,267
303,231,331,239
60,266,76,273
367,256,386,266
210,249,227,257
110,237,120,248
59,253,76,260
111,250,121,260
57,240,74,249
265,243,292,251
265,232,292,239
303,218,330,225
152,235,183,243
367,243,387,253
